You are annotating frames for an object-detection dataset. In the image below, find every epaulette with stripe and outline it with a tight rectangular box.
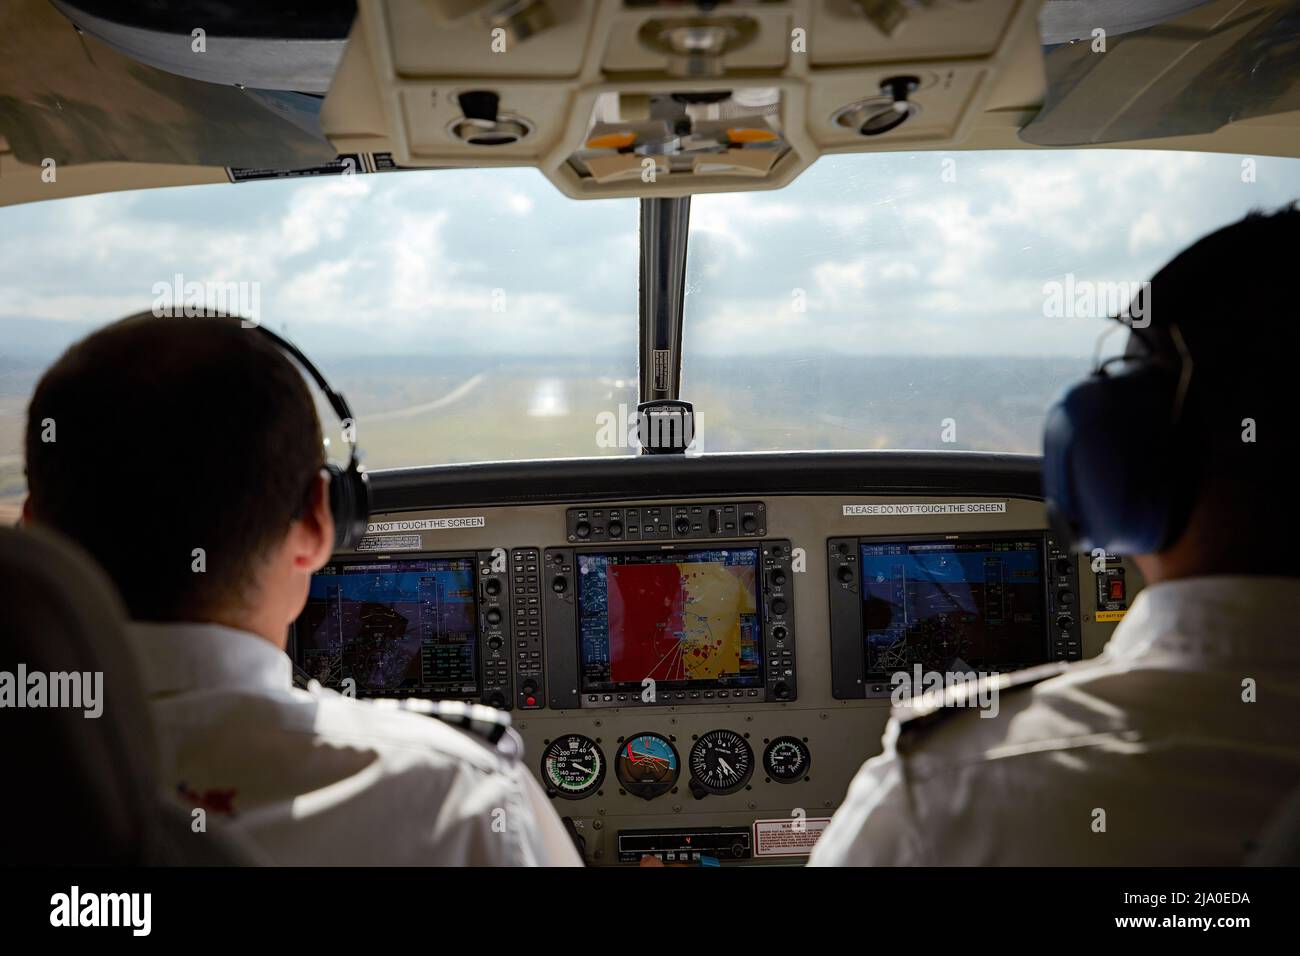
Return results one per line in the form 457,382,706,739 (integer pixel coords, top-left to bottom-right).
892,662,1072,754
300,673,524,762
390,698,523,761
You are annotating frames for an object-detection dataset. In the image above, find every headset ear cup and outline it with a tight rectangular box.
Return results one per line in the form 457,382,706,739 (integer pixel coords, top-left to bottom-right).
1043,366,1183,555
325,462,370,551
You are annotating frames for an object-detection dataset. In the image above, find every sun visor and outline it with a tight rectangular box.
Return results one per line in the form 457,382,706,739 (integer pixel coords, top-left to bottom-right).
0,0,337,170
1021,1,1300,146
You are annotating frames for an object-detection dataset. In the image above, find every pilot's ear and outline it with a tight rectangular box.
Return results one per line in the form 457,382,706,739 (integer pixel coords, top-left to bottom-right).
293,471,335,572
20,496,34,526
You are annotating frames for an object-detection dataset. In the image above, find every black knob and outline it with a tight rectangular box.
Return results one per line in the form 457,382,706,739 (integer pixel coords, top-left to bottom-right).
485,691,507,709
521,680,537,695
1055,557,1072,575
772,682,790,701
1058,591,1074,605
488,635,502,649
731,843,745,858
771,598,788,615
771,569,787,586
484,578,502,596
674,517,690,535
1056,615,1073,630
837,565,853,584
608,520,623,538
486,608,502,625
552,575,567,593
458,90,501,122
575,520,591,538
771,625,787,642
741,515,758,533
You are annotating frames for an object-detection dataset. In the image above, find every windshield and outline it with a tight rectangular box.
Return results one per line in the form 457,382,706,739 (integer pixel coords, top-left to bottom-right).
3,149,1299,515
683,150,1300,454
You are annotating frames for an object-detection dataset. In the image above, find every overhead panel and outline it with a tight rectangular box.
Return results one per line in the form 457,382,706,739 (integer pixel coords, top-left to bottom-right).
326,0,1045,198
809,0,1022,65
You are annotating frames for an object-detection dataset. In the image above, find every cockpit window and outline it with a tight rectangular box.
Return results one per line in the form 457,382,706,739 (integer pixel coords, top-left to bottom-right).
0,168,639,517
681,150,1300,455
3,149,1300,519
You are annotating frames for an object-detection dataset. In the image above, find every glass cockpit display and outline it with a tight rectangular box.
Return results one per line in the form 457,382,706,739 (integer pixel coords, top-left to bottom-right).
576,547,762,695
293,557,478,697
859,536,1046,674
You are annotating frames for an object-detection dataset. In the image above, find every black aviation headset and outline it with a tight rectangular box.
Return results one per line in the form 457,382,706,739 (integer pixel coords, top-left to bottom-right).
247,323,370,551
1041,306,1200,556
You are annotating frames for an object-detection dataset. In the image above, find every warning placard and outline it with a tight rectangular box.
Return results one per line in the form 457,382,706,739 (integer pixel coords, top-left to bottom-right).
843,501,1007,517
752,817,833,858
355,534,423,553
365,517,485,533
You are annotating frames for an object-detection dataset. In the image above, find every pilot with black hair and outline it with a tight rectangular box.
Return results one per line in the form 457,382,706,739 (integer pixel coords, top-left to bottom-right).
810,207,1300,866
23,312,582,866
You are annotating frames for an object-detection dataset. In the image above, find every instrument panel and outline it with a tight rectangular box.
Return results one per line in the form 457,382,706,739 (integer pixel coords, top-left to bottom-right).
290,484,1140,865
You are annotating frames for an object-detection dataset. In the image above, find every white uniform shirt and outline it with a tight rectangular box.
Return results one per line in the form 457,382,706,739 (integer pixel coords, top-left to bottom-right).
809,576,1300,866
126,622,582,866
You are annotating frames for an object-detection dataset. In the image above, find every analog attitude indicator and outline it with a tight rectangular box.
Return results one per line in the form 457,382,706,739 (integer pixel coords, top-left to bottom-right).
540,735,605,799
689,729,754,796
763,736,811,783
615,732,679,800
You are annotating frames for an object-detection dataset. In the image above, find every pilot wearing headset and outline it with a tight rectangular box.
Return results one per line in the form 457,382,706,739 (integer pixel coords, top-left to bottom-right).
22,312,581,866
810,207,1300,866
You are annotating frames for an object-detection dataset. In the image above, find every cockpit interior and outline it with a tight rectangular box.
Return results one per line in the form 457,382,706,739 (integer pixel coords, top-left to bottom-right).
2,0,1299,895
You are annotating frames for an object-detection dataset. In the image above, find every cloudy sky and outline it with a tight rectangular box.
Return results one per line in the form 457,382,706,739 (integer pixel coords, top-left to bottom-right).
2,148,1298,363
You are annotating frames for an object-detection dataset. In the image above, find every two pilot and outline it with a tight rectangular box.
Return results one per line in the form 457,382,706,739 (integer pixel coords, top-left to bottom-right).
23,210,1299,866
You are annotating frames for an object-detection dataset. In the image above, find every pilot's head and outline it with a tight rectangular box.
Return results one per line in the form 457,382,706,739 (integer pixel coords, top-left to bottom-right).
23,312,335,641
1047,204,1298,583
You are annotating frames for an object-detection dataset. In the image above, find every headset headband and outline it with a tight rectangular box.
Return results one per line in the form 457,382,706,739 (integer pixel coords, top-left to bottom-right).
244,322,361,471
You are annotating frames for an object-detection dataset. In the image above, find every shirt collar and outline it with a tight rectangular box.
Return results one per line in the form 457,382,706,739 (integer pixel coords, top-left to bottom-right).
125,621,293,697
1105,576,1300,667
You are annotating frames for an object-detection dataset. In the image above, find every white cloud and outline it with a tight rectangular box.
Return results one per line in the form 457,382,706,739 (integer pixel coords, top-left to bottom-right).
1,150,1297,362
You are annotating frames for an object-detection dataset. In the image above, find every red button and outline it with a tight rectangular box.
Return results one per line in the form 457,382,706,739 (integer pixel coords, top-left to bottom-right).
525,696,536,707
1109,579,1125,600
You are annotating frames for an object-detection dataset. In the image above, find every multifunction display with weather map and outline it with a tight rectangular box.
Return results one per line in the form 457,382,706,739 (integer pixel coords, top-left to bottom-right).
859,537,1046,674
578,547,762,694
294,557,478,697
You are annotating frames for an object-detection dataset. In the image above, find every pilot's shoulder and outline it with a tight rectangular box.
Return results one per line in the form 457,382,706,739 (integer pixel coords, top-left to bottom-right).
892,662,1073,755
394,698,524,762
303,682,523,768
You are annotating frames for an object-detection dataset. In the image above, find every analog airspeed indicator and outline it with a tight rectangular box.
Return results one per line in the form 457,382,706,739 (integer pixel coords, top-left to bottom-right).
541,735,604,799
689,729,753,796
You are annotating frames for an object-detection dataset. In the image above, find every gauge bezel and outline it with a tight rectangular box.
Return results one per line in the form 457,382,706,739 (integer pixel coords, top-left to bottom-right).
689,729,754,795
540,734,606,800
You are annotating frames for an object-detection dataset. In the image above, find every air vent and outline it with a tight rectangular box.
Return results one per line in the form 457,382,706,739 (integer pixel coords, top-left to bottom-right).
637,16,759,77
449,90,534,147
831,75,922,137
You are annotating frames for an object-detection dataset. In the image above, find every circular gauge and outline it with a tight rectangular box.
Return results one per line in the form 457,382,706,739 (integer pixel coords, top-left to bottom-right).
763,736,812,783
689,729,754,796
540,735,605,799
615,732,680,800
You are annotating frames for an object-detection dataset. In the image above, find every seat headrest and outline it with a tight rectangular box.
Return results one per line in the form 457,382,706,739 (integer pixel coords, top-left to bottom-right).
0,524,158,864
